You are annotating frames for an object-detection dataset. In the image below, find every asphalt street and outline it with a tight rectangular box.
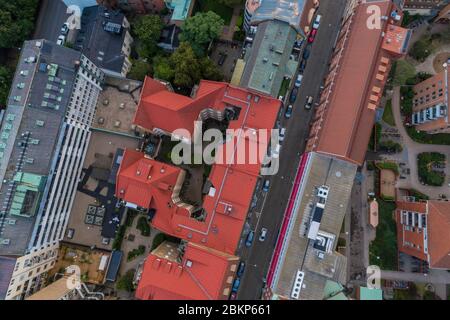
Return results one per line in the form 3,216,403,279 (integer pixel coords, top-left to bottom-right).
236,0,348,300
34,0,71,42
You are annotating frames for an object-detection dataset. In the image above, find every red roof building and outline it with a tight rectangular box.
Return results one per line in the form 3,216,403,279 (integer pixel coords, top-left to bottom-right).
395,199,450,269
135,242,239,300
305,0,410,165
116,77,281,300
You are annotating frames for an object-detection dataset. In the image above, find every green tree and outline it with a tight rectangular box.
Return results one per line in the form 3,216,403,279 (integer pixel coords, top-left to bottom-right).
216,0,244,6
0,66,12,107
133,15,164,58
128,59,152,81
0,0,39,48
200,57,224,81
171,42,202,88
180,12,224,56
392,59,416,86
153,56,174,82
409,35,435,62
116,269,136,292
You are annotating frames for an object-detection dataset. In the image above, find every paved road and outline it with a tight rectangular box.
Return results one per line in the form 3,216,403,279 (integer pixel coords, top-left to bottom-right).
34,0,70,42
236,0,348,300
391,87,450,199
381,270,450,284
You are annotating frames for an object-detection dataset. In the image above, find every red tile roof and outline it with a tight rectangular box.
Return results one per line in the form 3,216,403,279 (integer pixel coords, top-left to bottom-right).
116,149,183,209
306,1,408,165
118,78,280,256
395,200,450,269
135,242,238,300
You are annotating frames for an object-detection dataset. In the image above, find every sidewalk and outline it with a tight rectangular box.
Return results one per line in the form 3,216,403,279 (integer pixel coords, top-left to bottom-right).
391,87,450,199
221,6,241,41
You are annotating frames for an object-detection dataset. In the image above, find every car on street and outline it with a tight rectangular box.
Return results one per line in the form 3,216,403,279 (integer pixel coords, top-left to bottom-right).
245,231,255,247
229,292,237,300
304,96,314,110
308,29,318,43
285,104,293,118
279,127,286,143
290,88,298,103
302,46,311,60
294,74,303,88
259,228,268,242
61,23,69,35
313,14,322,29
272,144,281,159
262,179,270,192
232,278,241,293
56,35,66,46
237,262,246,277
299,59,307,73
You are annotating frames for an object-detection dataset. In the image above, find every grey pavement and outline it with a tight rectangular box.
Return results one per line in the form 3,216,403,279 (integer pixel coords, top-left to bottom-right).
381,269,450,284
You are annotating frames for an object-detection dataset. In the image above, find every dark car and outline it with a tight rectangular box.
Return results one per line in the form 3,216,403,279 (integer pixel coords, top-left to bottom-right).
285,104,293,119
290,88,299,103
299,59,307,73
262,179,270,192
232,278,241,293
237,262,246,277
245,231,255,247
302,46,311,60
218,53,228,66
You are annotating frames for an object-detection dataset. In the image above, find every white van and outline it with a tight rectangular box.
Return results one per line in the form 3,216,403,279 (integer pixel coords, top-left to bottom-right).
313,15,322,29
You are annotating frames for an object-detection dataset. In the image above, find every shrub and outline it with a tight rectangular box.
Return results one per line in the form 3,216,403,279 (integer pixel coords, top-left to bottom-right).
112,225,126,251
127,245,146,261
117,269,136,292
136,216,151,237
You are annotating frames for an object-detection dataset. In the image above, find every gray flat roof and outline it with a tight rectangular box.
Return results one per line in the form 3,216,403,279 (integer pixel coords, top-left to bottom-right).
240,20,298,97
251,0,306,34
0,40,81,255
272,152,356,300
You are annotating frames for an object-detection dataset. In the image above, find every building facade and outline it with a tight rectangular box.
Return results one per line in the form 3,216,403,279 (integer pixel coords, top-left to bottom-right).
0,40,104,300
395,199,450,269
411,64,449,133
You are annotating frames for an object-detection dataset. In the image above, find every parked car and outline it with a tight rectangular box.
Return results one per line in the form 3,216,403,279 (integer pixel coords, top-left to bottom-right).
229,292,237,300
245,231,255,247
304,96,314,110
56,35,66,46
308,29,318,43
259,228,268,242
302,46,311,60
272,144,281,159
313,14,322,29
262,179,270,192
294,74,303,88
299,59,307,73
285,104,293,118
290,88,299,103
61,23,69,35
279,127,286,143
218,53,228,66
232,278,241,292
237,262,246,277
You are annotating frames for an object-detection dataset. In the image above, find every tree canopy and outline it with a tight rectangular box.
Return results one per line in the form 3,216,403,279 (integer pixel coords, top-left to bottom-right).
132,15,164,59
153,42,223,89
0,0,39,48
180,12,224,56
0,66,12,107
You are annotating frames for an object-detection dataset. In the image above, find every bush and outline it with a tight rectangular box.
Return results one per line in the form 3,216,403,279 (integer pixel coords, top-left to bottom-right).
136,216,151,237
368,123,382,151
376,161,399,175
117,269,136,292
127,245,146,261
112,225,126,251
379,140,403,153
417,152,446,186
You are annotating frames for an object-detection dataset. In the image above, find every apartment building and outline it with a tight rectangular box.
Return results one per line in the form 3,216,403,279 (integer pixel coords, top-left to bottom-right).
0,40,104,300
411,63,449,133
395,199,450,269
116,77,281,299
75,5,134,78
306,0,410,166
239,0,318,97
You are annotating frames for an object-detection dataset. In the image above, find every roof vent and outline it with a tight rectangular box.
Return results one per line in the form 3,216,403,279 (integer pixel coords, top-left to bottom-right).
186,260,193,268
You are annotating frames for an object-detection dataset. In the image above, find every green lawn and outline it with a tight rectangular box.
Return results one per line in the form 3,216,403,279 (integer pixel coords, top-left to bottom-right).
196,0,234,25
406,127,450,145
369,200,398,270
278,77,291,99
382,100,395,126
